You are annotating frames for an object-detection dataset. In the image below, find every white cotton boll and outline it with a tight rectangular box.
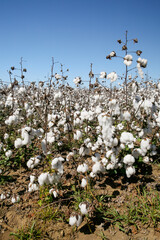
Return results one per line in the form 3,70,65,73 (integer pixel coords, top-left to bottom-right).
123,154,135,165
92,162,104,174
123,111,131,121
4,133,9,140
73,76,81,85
77,163,88,173
28,183,39,192
132,148,142,159
38,172,50,186
110,51,116,57
90,172,96,178
92,153,100,162
30,175,36,184
55,73,62,80
102,157,108,166
126,166,136,178
107,72,117,83
18,87,26,94
11,195,20,203
27,159,34,169
143,156,149,163
41,139,47,154
138,130,144,138
0,169,2,174
106,163,115,170
120,132,135,148
99,72,107,79
0,193,6,200
81,178,87,188
76,215,82,227
14,138,23,148
140,138,150,152
79,203,88,215
116,123,124,130
69,215,77,226
106,150,113,159
5,150,12,158
21,131,30,145
76,130,82,140
124,55,133,66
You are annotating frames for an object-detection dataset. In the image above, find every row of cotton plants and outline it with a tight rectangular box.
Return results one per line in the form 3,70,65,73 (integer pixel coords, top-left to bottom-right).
0,75,160,227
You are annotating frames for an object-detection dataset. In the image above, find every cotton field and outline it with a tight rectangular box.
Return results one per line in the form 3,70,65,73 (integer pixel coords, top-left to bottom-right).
0,57,160,238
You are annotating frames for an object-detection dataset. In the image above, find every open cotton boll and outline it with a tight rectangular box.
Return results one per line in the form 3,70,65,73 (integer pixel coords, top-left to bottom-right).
140,138,150,152
38,172,50,186
81,178,87,188
132,148,142,159
99,71,107,79
28,183,39,192
69,214,82,227
5,150,12,158
123,111,131,121
4,133,9,140
123,154,135,165
126,166,136,178
0,193,6,200
79,202,89,215
92,152,100,162
120,132,135,148
124,54,133,66
14,138,23,148
143,156,149,163
77,163,88,173
107,72,117,83
11,195,20,203
51,157,64,175
73,76,81,85
92,162,104,174
49,189,59,198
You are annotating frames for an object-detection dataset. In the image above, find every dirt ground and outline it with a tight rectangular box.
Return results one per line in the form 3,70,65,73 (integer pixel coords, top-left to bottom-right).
0,164,160,240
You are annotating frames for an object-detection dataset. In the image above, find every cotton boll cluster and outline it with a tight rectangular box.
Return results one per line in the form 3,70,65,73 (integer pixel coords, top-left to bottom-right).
27,155,41,169
77,163,88,173
38,172,61,186
137,57,147,68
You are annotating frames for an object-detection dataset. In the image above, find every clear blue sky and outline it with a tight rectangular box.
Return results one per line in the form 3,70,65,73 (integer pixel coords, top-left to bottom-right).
0,0,160,87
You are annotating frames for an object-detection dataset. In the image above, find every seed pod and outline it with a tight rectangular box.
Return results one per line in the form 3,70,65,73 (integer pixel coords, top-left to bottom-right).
136,50,142,56
122,45,127,50
133,38,138,43
117,39,122,44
